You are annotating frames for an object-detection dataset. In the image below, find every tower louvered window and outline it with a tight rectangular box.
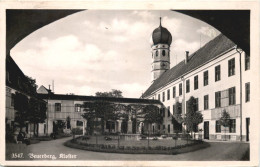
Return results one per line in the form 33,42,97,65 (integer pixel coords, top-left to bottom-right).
162,50,166,56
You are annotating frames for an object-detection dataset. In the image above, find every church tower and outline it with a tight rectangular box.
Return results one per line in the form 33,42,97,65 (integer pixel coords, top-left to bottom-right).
150,17,172,82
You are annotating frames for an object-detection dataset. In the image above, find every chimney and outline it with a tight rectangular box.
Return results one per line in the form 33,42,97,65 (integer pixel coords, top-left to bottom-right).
185,51,189,64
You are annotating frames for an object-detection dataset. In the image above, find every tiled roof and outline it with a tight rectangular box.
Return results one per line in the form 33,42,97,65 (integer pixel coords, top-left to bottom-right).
6,55,38,96
142,34,236,98
38,93,162,105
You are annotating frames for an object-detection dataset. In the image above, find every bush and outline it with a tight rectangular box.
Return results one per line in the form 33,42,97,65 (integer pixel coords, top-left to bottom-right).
172,136,178,140
72,128,83,135
140,135,147,140
126,146,132,150
118,146,124,150
82,136,90,140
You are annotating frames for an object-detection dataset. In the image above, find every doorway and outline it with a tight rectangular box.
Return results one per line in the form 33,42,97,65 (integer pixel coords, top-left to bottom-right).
246,118,250,141
204,121,209,139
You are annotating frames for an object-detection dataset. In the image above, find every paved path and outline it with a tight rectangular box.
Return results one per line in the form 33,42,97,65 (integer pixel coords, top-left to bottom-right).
23,137,248,161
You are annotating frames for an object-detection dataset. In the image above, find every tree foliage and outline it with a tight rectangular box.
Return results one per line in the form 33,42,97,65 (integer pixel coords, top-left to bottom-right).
66,116,71,129
27,97,47,136
81,101,121,134
183,97,203,134
14,92,29,131
95,89,123,98
25,75,38,95
220,109,230,127
142,105,163,124
172,101,183,124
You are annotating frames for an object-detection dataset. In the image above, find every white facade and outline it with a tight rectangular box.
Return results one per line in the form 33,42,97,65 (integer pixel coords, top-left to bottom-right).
145,47,252,141
5,86,47,137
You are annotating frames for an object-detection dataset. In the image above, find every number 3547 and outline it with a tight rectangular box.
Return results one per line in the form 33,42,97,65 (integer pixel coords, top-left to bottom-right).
11,153,24,158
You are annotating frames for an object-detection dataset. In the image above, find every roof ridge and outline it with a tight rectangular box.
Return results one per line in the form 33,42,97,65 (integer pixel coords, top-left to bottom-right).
142,34,235,98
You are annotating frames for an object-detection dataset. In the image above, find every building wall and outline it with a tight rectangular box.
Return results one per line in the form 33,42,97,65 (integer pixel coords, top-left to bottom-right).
145,47,252,141
45,98,162,135
6,86,47,137
6,87,16,125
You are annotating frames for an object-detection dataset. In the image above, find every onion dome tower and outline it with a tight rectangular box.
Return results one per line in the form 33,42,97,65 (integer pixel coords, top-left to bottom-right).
150,17,172,82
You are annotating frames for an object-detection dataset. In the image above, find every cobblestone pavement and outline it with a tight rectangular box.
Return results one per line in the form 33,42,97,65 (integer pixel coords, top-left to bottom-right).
12,137,249,161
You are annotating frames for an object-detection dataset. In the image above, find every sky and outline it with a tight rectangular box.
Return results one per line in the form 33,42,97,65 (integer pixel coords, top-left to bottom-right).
11,10,220,98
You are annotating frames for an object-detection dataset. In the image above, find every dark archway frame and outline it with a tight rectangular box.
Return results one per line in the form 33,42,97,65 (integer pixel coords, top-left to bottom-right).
6,9,249,55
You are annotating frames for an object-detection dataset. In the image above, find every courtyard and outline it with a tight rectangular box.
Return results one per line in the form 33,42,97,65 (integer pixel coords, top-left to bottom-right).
6,137,249,161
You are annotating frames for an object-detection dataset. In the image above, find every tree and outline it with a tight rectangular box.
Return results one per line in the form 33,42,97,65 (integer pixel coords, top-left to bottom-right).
122,104,145,134
140,105,163,134
95,89,123,98
142,105,163,124
14,92,29,132
82,101,120,134
66,116,71,129
28,98,47,136
183,97,203,139
25,75,38,95
172,101,183,132
219,109,230,141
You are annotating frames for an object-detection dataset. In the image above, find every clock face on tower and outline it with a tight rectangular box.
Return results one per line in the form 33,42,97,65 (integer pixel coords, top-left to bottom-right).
161,62,167,68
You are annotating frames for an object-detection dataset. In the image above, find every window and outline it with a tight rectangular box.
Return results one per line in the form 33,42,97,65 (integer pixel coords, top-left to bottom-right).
167,106,170,117
228,87,236,105
194,75,198,90
162,108,165,117
163,92,165,102
152,53,153,58
245,54,250,70
55,103,61,112
167,89,170,100
195,98,199,111
173,86,176,98
186,79,190,93
246,82,250,102
158,94,160,101
229,119,236,133
168,124,170,133
162,50,166,56
11,94,15,107
215,120,221,133
156,50,158,57
204,95,209,110
228,58,235,76
179,83,182,96
76,121,83,126
203,71,208,86
75,104,81,112
215,91,221,108
172,105,175,115
163,125,165,130
215,65,221,81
